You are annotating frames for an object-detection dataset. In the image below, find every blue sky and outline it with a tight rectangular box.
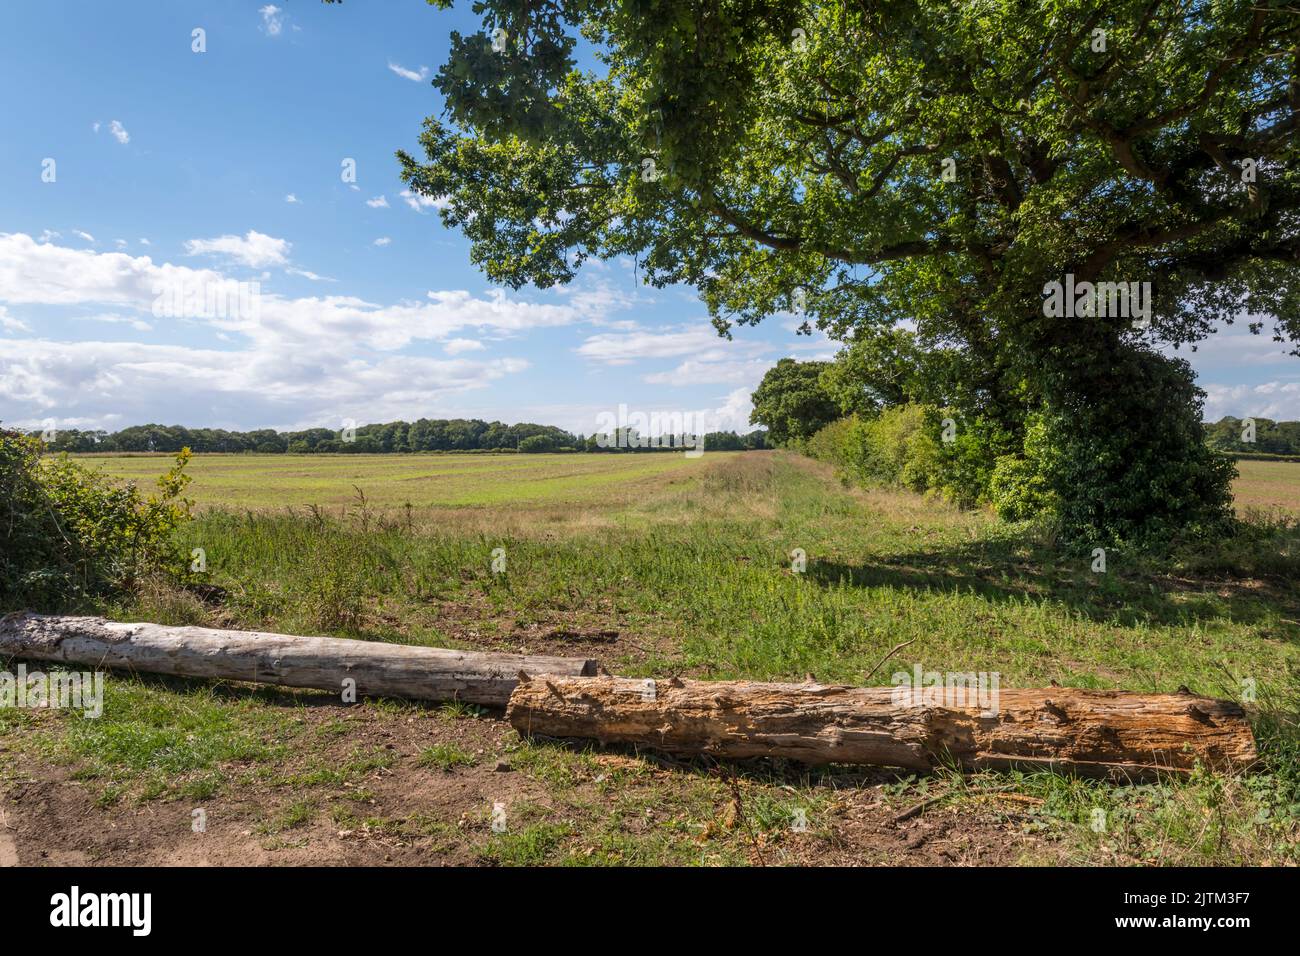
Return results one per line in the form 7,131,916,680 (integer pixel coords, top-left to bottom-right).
1,1,1296,436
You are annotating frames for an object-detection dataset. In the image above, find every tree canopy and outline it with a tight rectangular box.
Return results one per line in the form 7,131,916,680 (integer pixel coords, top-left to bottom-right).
397,0,1300,540
749,358,841,445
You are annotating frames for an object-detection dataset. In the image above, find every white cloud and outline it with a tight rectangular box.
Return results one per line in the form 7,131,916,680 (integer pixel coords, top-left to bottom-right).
1202,381,1300,421
108,120,130,145
576,324,762,365
38,230,60,243
387,61,429,82
399,188,448,213
0,232,226,307
366,195,389,208
259,5,284,37
643,357,774,387
0,234,618,429
73,230,95,243
286,267,335,283
709,386,760,433
139,238,151,246
1,233,587,347
114,239,128,249
373,237,392,246
284,193,301,204
0,339,529,431
0,306,31,334
184,230,290,269
443,338,485,355
79,312,154,332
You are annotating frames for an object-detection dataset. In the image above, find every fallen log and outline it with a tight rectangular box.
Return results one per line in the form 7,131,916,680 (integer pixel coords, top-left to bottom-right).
0,613,596,707
507,675,1257,778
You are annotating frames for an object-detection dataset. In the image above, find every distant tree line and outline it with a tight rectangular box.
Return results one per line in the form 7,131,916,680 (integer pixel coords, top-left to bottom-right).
1204,417,1300,459
28,420,767,455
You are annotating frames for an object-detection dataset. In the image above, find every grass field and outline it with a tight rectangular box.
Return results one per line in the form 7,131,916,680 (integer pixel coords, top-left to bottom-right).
70,451,714,511
3,450,1299,866
73,450,1300,516
1231,459,1300,514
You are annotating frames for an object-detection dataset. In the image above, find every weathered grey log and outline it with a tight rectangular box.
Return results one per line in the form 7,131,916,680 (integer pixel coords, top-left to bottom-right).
507,675,1257,778
0,613,596,706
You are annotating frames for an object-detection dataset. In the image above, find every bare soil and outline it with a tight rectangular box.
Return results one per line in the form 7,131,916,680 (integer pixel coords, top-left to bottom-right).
1,692,1069,867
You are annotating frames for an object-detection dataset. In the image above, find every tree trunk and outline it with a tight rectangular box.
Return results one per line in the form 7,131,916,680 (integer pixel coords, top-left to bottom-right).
507,675,1257,778
0,613,596,707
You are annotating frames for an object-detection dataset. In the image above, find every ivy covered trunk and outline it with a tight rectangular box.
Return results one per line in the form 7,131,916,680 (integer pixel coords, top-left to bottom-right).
1030,340,1237,544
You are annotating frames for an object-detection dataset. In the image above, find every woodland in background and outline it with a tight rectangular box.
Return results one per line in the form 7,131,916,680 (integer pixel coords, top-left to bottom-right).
27,420,768,455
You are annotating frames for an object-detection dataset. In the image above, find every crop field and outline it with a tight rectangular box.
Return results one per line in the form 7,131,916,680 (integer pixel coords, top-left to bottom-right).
3,450,1298,866
71,451,718,512
72,450,1300,516
1232,459,1300,514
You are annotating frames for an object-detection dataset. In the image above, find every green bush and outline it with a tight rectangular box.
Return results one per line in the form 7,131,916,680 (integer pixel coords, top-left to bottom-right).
0,429,194,606
803,417,858,469
1023,353,1236,544
518,434,556,453
805,404,1013,509
988,413,1060,522
804,355,1233,546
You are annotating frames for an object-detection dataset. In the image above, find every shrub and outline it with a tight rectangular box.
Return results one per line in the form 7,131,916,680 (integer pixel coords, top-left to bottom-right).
518,434,556,453
1021,353,1236,544
804,404,1010,509
988,413,1060,522
0,428,194,606
803,417,858,469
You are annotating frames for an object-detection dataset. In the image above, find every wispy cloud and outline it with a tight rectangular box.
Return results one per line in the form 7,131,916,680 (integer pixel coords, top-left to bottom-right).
79,312,154,332
366,195,389,208
93,120,130,144
259,5,285,37
387,61,429,82
577,324,757,365
284,193,301,204
399,188,448,213
286,267,335,283
373,237,392,247
0,305,31,334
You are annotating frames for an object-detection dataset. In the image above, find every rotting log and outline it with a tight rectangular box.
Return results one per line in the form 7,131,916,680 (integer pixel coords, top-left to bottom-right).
506,675,1257,778
0,613,597,707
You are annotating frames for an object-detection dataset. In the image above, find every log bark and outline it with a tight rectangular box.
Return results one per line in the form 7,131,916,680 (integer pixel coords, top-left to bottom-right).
507,675,1257,778
0,613,596,707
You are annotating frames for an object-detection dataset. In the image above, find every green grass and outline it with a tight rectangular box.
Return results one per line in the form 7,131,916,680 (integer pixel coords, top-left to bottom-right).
69,451,718,511
417,743,478,771
6,449,1300,865
1233,459,1300,514
128,452,1298,695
